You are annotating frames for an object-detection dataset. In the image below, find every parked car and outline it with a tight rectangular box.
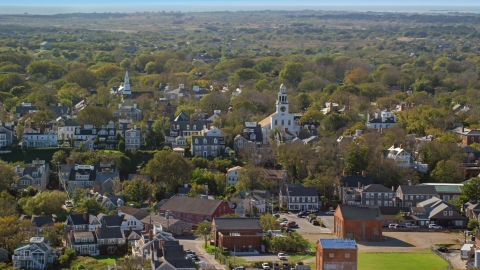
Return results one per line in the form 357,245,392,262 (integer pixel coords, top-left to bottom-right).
395,224,406,229
310,209,319,213
405,223,419,228
262,263,270,269
186,249,196,255
236,267,246,270
273,213,280,218
388,223,398,229
280,221,288,227
326,210,335,215
287,221,298,228
429,224,442,229
65,200,73,208
436,247,449,253
297,211,308,217
278,253,287,260
312,220,319,226
277,218,288,223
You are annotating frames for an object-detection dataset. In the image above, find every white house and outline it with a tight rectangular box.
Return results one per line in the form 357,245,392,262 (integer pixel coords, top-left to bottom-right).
280,184,319,211
12,237,60,269
226,166,242,186
125,126,141,151
20,124,57,148
366,110,397,130
382,144,428,173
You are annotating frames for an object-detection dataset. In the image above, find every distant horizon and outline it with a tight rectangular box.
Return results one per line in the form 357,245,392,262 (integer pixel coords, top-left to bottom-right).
1,4,480,15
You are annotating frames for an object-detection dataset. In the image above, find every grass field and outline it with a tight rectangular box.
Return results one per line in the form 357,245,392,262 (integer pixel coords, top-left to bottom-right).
95,255,122,264
358,252,449,270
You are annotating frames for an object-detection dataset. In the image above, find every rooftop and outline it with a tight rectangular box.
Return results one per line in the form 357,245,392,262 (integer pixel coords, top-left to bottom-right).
319,239,357,249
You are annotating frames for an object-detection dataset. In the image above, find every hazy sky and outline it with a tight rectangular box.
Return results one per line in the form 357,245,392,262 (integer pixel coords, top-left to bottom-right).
2,0,479,5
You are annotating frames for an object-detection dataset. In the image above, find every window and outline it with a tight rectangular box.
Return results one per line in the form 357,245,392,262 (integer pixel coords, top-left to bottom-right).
366,201,370,205
329,253,334,258
378,201,382,206
274,120,278,126
404,195,408,200
443,211,447,216
184,214,187,218
449,211,453,216
366,193,370,198
416,195,419,199
420,196,424,199
410,195,413,200
345,253,350,259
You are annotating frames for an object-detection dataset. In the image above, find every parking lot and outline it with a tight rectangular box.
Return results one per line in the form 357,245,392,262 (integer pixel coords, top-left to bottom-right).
278,211,333,234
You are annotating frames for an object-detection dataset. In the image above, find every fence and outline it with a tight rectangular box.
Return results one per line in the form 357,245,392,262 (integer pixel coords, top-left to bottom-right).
430,245,454,270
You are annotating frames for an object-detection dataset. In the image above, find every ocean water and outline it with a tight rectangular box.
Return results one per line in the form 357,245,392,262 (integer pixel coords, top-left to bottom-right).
1,5,480,15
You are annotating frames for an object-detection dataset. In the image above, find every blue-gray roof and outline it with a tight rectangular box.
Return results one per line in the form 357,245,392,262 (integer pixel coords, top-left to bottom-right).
319,239,357,249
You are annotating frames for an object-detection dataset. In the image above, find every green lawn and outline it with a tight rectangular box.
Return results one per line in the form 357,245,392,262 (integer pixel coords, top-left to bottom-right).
358,253,449,270
94,255,122,265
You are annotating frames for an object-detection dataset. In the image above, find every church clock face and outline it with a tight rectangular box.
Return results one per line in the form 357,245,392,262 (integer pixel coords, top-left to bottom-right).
280,106,286,112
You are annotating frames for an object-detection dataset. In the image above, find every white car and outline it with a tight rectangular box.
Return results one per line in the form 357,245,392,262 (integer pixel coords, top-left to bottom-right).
326,210,335,215
388,223,398,229
429,224,442,229
65,200,73,208
262,263,270,269
278,252,287,260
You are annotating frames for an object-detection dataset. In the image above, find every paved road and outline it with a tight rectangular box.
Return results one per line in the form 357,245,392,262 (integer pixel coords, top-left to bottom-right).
279,212,332,234
178,237,224,270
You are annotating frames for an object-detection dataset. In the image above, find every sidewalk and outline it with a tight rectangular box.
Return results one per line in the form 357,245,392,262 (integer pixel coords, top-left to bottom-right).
196,242,226,270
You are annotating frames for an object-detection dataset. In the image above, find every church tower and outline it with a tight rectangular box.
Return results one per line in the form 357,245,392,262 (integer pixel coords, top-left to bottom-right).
276,83,289,114
122,71,131,94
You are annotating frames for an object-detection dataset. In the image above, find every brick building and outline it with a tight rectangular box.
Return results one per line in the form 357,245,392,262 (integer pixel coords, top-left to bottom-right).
334,205,382,240
316,239,357,270
158,196,233,225
212,218,264,252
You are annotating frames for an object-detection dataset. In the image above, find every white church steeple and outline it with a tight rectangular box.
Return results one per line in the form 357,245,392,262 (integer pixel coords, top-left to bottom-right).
122,71,131,94
276,84,289,113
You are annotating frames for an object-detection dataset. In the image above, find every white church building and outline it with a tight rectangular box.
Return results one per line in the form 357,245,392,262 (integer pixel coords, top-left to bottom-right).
111,71,132,95
259,84,299,139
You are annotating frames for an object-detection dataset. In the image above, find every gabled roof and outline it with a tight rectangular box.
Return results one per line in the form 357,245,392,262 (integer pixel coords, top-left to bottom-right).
66,213,96,225
114,206,150,220
337,205,382,221
213,218,263,231
159,196,227,216
100,214,124,227
363,184,395,193
174,112,189,122
286,186,318,197
32,216,54,228
398,185,437,195
96,227,123,239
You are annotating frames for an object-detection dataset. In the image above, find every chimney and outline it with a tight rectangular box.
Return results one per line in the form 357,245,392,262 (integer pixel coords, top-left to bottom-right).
284,127,288,133
41,212,45,216
118,210,123,217
190,115,193,126
430,136,434,141
393,143,398,148
149,229,154,241
399,144,403,149
362,170,366,177
128,226,133,231
36,158,39,161
136,169,140,175
83,212,88,222
68,159,74,164
70,230,74,240
358,182,361,190
392,186,394,191
30,121,35,129
145,223,150,232
462,126,465,132
207,123,210,130
96,226,100,233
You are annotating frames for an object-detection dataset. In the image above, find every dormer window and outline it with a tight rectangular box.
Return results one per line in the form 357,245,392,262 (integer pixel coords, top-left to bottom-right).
203,138,207,144
195,138,199,144
193,125,196,130
92,129,96,134
177,125,180,130
214,138,218,144
187,125,190,130
203,125,206,129
76,129,80,134
109,130,114,135
250,133,256,140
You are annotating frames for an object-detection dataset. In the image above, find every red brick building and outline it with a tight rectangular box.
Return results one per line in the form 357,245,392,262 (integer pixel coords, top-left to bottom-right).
452,126,480,145
212,218,263,252
159,196,233,225
334,205,382,240
316,239,357,270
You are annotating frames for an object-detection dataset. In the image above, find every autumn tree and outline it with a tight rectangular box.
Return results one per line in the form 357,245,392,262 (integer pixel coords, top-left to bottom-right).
345,67,370,84
200,91,230,114
31,109,56,127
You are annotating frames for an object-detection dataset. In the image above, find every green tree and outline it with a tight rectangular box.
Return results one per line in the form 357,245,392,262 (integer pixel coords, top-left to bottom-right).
42,223,63,247
22,191,68,216
31,109,56,127
76,198,106,215
279,62,304,87
120,58,131,70
58,248,76,268
66,68,98,89
0,191,18,217
195,221,212,248
395,210,404,223
430,160,463,183
71,188,88,206
344,139,369,175
76,106,114,128
0,159,18,191
118,139,125,152
463,177,480,202
145,151,193,193
51,150,68,165
122,176,154,202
